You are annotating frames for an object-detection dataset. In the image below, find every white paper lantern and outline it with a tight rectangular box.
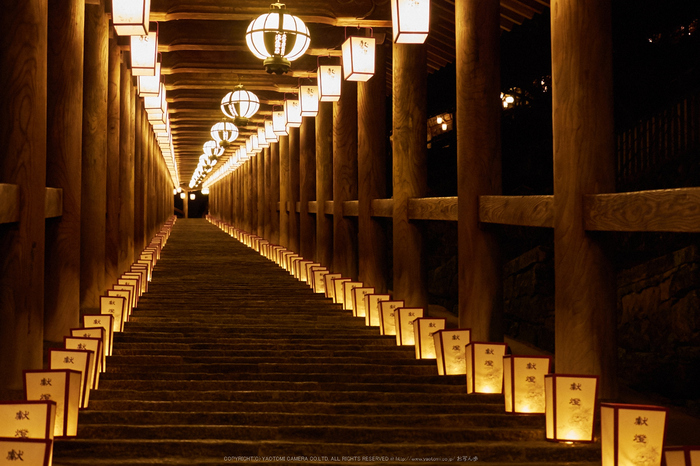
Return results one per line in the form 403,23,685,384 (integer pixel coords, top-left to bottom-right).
433,329,471,375
137,62,161,96
545,374,598,442
264,120,279,142
112,0,151,36
601,403,667,466
285,99,302,128
664,446,700,466
273,110,288,136
379,300,404,336
503,355,552,414
465,342,508,394
24,369,81,437
342,36,376,82
318,65,342,102
391,0,430,44
300,85,319,117
221,86,260,126
257,127,270,148
412,317,445,358
394,307,424,345
210,120,239,146
130,30,158,76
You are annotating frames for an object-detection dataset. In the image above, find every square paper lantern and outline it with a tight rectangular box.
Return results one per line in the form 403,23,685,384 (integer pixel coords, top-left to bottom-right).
130,30,158,76
342,281,362,312
257,128,269,148
121,273,143,295
545,374,598,442
300,85,319,117
138,62,161,97
109,287,133,318
664,446,700,466
379,300,404,336
323,273,341,299
391,0,430,44
312,267,329,294
82,314,114,357
303,262,320,285
101,295,127,332
413,317,446,359
333,278,352,306
0,400,56,441
394,307,425,346
64,337,102,389
49,349,93,409
364,294,390,327
112,0,151,36
264,120,279,142
318,65,342,102
71,327,107,370
352,287,374,318
273,110,288,136
285,99,302,128
465,342,508,394
0,438,52,466
342,36,376,82
24,370,81,437
601,403,667,466
433,329,471,375
503,355,552,414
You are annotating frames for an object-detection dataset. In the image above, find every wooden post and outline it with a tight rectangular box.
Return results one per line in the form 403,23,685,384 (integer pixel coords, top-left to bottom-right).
551,0,617,399
133,92,144,250
140,107,149,241
257,148,264,237
269,143,280,244
456,0,503,341
81,2,109,312
105,36,121,287
299,118,316,260
0,0,48,391
247,159,254,231
316,102,333,268
393,42,428,308
358,41,388,293
183,190,189,219
288,127,300,252
147,132,156,234
263,147,272,240
279,136,290,247
44,0,84,347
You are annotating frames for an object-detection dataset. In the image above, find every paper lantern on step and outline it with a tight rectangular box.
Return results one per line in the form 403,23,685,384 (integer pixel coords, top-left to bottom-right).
333,278,352,306
365,294,390,327
24,370,81,437
323,273,341,299
0,438,53,466
81,314,114,358
71,327,107,370
342,36,376,82
0,400,56,442
394,307,424,346
379,300,404,336
303,262,320,285
49,349,94,409
412,317,445,359
601,403,667,466
342,281,362,312
352,287,374,318
663,446,700,466
465,342,508,394
503,355,552,414
311,267,329,294
544,374,598,442
64,336,103,389
433,329,471,375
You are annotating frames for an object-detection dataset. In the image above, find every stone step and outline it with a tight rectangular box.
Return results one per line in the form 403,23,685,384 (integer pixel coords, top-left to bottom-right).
111,348,417,359
54,460,601,466
105,355,433,367
112,337,398,347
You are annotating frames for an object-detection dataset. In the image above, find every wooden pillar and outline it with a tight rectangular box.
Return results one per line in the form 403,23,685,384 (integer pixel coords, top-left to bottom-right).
133,93,144,250
263,147,272,240
183,190,189,219
81,2,109,312
140,107,149,241
333,80,358,279
246,159,254,231
257,149,264,236
44,0,84,347
552,0,617,399
251,156,258,232
456,0,503,341
288,127,300,252
393,43,428,308
105,36,121,287
316,102,333,268
147,132,156,234
269,143,280,244
299,118,316,260
279,136,290,247
358,41,388,293
0,0,48,391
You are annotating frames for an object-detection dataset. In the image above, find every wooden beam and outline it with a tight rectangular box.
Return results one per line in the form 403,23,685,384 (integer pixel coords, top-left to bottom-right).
343,200,359,217
479,195,554,227
45,188,63,218
370,198,394,217
0,184,20,223
324,201,334,215
408,196,458,221
584,188,700,232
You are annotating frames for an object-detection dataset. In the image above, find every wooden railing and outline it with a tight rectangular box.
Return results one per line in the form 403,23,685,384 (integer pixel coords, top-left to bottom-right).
0,184,63,224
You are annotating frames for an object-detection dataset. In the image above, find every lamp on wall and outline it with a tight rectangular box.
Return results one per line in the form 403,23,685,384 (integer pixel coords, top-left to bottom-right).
503,355,552,414
221,85,260,126
202,187,210,195
112,0,151,36
180,192,186,200
130,29,158,76
601,403,667,466
544,374,598,442
318,65,342,102
342,36,376,82
245,2,311,75
391,0,430,44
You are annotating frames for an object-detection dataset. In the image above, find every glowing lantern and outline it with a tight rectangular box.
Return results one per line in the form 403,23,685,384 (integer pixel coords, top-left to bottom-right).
137,62,161,96
664,447,700,466
70,327,106,370
82,314,114,358
49,349,94,408
300,85,319,117
0,438,52,465
285,98,302,128
379,300,404,336
333,278,352,306
257,127,270,148
210,120,239,147
202,187,210,195
601,403,667,466
364,293,390,327
303,262,320,284
180,192,186,199
24,370,81,437
264,120,279,142
64,337,102,389
412,317,445,358
433,329,471,375
545,374,598,442
318,65,342,102
251,134,262,153
112,0,151,36
351,287,374,318
503,355,552,414
311,267,329,294
342,36,376,82
394,307,424,345
190,193,195,200
204,140,225,159
245,2,310,75
296,260,312,280
0,400,56,444
221,85,260,126
465,342,508,394
342,281,362,312
273,110,288,135
391,0,430,44
130,30,158,76
144,83,166,115
323,273,342,299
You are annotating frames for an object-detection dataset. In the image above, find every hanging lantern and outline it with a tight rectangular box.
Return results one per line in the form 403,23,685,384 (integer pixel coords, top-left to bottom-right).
412,317,445,359
285,98,302,128
257,127,270,148
394,307,424,346
664,446,700,466
364,293,390,327
465,342,508,394
503,355,552,414
300,85,319,117
144,83,166,115
203,141,224,159
239,146,249,161
273,110,288,136
544,374,598,442
24,369,81,437
264,120,279,142
433,329,471,375
190,193,195,200
202,187,210,195
180,192,186,199
251,134,262,153
379,300,404,336
137,62,161,96
210,120,239,147
221,85,260,126
130,30,158,76
601,403,667,466
391,0,430,44
112,0,151,36
342,36,376,82
245,2,311,75
318,65,342,102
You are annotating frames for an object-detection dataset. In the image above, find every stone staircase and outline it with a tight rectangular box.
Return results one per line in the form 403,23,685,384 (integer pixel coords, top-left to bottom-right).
53,219,601,465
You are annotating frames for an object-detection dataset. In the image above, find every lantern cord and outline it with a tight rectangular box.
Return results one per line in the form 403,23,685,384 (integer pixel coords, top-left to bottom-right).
369,27,374,38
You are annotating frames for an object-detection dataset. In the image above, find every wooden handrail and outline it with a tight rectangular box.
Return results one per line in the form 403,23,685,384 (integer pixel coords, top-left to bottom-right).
0,184,64,224
408,197,458,221
479,195,554,228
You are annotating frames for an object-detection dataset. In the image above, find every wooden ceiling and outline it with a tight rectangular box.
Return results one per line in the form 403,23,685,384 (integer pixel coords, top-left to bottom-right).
133,0,550,187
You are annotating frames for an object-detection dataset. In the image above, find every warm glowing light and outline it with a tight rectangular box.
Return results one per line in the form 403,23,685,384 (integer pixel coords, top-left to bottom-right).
265,120,279,142
441,123,448,131
433,329,471,375
210,120,239,146
601,403,667,466
180,192,186,199
394,308,424,346
436,116,443,124
202,187,210,195
300,85,319,117
273,110,288,135
257,127,270,148
545,374,598,442
284,99,302,128
137,62,161,96
503,355,551,414
221,86,260,126
130,30,158,76
413,318,445,359
392,0,430,44
318,65,342,102
189,193,195,200
203,140,224,158
112,0,151,36
342,36,376,82
465,342,508,394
